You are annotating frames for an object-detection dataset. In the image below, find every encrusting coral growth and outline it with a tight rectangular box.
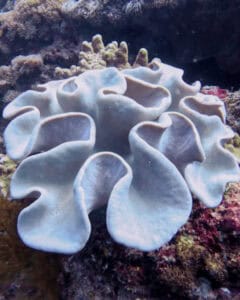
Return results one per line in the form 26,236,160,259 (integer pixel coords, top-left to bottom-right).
0,0,65,60
224,89,240,135
225,134,240,163
0,54,43,96
61,0,177,22
58,183,240,299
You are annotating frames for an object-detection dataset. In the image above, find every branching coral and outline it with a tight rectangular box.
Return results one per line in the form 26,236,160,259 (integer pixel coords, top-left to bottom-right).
3,58,240,254
55,34,149,78
0,34,149,101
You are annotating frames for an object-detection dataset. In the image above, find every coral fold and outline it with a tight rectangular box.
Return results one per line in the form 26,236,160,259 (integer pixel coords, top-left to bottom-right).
3,60,240,253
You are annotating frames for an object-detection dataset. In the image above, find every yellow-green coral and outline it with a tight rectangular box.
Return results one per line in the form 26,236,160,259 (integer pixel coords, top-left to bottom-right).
204,253,227,283
55,34,149,78
0,154,17,198
176,235,205,268
224,134,240,162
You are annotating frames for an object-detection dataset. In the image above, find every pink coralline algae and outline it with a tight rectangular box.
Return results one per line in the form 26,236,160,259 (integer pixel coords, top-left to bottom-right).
58,183,240,299
201,86,229,100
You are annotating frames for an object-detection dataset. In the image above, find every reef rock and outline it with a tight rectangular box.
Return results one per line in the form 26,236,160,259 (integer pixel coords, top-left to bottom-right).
61,0,240,74
58,182,240,299
224,89,240,135
0,0,15,13
1,1,240,74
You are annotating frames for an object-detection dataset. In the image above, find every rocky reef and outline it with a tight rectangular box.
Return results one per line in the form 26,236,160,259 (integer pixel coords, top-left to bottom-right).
61,0,240,74
0,0,64,50
0,153,60,299
0,1,240,295
0,0,240,75
224,90,240,136
0,154,239,298
0,34,149,103
0,38,239,297
58,182,240,299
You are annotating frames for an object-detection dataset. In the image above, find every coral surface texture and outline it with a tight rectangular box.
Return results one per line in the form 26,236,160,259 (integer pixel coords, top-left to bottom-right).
3,59,240,254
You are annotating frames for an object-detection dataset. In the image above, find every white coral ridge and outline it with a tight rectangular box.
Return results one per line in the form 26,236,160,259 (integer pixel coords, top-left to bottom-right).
3,58,240,254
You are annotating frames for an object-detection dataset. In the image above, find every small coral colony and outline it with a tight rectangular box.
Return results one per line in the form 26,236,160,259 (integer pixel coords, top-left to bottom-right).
3,44,240,253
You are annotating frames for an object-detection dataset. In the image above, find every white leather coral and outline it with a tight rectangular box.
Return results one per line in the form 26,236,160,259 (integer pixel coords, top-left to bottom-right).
3,59,240,253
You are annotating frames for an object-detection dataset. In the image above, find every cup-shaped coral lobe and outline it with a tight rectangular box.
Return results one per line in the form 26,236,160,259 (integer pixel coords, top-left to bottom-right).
96,76,170,154
179,95,240,207
3,80,65,160
4,112,96,161
56,68,127,117
3,59,240,254
30,113,96,154
180,94,226,124
156,112,205,173
4,109,41,161
3,80,64,120
74,152,130,214
11,139,96,253
107,119,193,251
124,58,201,111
